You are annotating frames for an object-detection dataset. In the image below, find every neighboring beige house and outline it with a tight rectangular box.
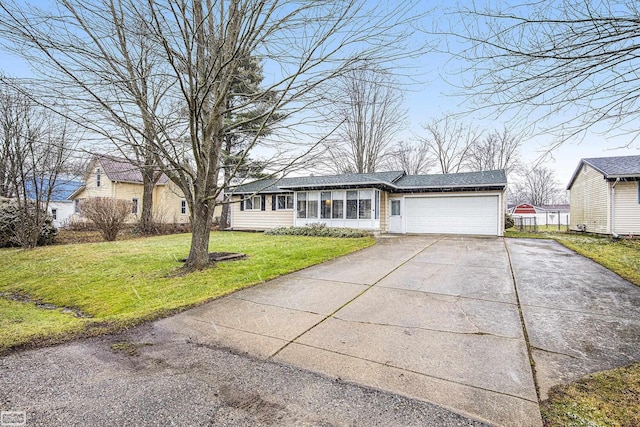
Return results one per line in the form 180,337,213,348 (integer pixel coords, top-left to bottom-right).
567,155,640,235
70,155,191,225
228,170,507,236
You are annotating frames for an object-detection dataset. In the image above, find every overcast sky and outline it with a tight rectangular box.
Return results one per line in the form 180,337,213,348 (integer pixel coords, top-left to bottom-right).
1,0,638,188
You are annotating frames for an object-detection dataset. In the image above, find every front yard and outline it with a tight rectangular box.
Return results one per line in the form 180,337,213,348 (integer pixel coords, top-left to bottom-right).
0,232,374,355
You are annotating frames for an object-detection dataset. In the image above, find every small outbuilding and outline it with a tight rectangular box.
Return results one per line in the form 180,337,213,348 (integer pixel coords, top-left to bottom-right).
567,155,640,235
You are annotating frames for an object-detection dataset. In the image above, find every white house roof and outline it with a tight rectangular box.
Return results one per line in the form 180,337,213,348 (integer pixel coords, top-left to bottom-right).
567,155,640,189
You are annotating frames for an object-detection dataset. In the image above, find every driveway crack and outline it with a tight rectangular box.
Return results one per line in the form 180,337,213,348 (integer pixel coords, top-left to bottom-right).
329,316,519,341
504,239,542,405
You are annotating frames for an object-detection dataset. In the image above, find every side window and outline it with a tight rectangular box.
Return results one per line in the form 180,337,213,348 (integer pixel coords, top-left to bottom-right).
297,192,307,218
131,198,139,214
51,208,57,220
181,199,187,215
74,199,80,214
96,168,101,187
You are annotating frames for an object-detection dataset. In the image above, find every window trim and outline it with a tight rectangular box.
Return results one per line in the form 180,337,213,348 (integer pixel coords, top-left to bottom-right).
276,194,294,210
244,195,262,211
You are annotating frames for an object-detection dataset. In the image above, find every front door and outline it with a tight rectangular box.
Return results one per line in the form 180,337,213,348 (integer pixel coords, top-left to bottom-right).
388,198,403,233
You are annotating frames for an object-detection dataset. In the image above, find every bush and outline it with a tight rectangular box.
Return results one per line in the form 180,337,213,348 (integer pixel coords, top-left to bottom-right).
265,223,372,238
79,197,132,241
0,197,57,248
505,212,515,230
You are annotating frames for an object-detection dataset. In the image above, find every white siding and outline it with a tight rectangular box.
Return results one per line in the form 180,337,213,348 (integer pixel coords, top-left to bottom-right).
613,181,640,235
230,195,294,230
569,164,610,233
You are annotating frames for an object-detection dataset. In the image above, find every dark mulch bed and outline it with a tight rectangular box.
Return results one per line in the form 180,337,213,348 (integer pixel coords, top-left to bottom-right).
179,252,246,263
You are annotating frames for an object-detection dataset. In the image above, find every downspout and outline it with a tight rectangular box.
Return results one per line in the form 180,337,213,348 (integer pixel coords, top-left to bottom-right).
611,178,619,238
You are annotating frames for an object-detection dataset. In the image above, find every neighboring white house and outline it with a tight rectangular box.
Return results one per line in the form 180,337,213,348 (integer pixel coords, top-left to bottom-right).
228,170,507,236
48,180,84,228
567,155,640,235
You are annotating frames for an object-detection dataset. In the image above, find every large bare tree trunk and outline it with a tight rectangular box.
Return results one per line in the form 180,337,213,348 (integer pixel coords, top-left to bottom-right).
185,196,214,270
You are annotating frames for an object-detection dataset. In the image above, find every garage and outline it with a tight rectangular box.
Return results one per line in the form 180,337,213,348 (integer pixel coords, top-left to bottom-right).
404,195,500,236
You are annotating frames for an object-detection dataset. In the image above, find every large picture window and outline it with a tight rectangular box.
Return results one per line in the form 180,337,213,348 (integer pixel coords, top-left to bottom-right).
296,190,378,220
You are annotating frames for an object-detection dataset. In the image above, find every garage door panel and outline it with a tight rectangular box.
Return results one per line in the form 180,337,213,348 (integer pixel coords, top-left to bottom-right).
405,196,498,236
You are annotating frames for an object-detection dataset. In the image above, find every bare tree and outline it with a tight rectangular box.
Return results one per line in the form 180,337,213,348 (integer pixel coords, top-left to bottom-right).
0,0,425,270
0,80,75,248
419,117,480,174
324,65,406,174
514,167,560,206
467,128,521,176
385,140,433,174
79,197,132,241
448,0,640,146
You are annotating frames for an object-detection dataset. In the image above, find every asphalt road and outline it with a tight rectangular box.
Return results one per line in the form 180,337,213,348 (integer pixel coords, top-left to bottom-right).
0,323,487,426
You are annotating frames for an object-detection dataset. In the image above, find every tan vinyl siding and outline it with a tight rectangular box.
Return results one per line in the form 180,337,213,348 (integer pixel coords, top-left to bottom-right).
569,164,610,233
71,159,195,224
379,191,389,232
231,195,294,230
613,181,640,235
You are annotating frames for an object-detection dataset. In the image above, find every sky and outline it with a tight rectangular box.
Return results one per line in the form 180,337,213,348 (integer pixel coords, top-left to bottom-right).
1,0,639,189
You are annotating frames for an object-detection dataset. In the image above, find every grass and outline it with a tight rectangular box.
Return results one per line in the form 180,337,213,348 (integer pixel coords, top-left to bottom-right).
541,363,640,427
506,228,640,426
0,231,374,355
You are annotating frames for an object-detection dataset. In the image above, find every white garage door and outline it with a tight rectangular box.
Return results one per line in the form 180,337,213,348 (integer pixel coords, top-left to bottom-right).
405,195,499,236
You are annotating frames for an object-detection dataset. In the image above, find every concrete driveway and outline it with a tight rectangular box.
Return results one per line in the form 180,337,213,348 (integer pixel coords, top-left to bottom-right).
142,235,640,427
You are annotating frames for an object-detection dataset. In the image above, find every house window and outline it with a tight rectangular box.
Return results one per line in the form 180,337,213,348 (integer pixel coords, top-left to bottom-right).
131,198,139,214
96,168,101,187
181,199,187,215
358,190,372,219
74,199,80,214
307,192,319,219
276,194,294,210
51,208,57,220
297,192,307,218
332,196,344,219
321,192,332,219
346,190,358,219
244,195,261,210
391,200,401,216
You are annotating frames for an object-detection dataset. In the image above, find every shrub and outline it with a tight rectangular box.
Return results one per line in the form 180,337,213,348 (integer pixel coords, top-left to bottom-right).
79,197,132,241
0,197,57,248
265,223,372,238
505,212,515,230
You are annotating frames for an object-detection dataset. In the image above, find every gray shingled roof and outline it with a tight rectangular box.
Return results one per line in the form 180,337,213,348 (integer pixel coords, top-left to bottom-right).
232,169,506,194
583,155,640,177
97,156,169,185
567,155,640,189
394,170,507,188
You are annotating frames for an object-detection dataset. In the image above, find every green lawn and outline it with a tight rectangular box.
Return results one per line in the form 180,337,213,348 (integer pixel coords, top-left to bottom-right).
0,231,374,354
506,228,640,426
